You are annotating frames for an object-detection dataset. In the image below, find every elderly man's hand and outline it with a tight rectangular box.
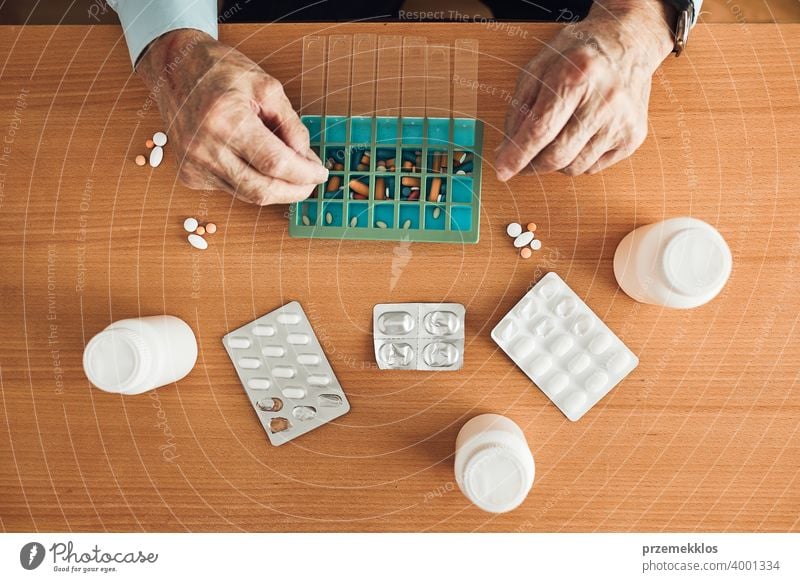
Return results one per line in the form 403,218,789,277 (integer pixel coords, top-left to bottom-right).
137,29,327,205
495,1,675,179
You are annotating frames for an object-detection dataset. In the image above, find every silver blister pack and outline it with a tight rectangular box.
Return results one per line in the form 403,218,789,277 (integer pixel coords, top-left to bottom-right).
373,303,465,371
222,301,350,446
491,272,638,421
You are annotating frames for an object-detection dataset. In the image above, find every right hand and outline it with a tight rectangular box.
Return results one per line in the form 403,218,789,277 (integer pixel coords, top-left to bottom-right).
136,29,327,205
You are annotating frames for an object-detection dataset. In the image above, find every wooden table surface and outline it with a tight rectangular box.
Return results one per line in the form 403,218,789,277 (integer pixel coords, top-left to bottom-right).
0,23,798,533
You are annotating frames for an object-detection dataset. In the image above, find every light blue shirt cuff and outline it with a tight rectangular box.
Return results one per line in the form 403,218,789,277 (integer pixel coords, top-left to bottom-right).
691,0,703,25
107,0,218,67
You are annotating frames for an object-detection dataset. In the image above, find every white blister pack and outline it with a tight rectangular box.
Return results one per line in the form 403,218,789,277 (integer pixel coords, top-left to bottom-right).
222,301,350,445
491,273,638,421
373,303,465,371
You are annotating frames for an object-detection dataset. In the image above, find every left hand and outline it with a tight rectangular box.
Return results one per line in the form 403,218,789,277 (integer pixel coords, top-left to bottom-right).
495,1,675,179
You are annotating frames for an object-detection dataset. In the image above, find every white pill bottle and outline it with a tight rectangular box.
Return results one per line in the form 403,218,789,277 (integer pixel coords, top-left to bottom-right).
613,217,732,309
83,315,197,395
454,414,535,513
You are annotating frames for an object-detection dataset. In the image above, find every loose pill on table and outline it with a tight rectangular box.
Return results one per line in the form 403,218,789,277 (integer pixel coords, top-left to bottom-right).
205,223,217,234
149,146,164,168
183,217,199,232
520,247,532,259
152,131,168,147
506,222,522,237
134,154,146,166
527,222,537,232
145,139,154,149
195,226,206,236
187,233,208,250
531,239,543,251
513,231,534,248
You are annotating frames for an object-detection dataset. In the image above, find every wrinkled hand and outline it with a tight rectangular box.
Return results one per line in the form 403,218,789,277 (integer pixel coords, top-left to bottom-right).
137,30,327,205
495,3,674,179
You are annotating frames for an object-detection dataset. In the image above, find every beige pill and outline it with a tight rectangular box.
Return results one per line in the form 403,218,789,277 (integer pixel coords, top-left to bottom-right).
527,222,537,232
520,247,532,259
134,154,146,166
432,207,441,219
376,220,388,229
301,215,311,226
325,212,333,224
205,223,217,234
349,216,358,227
402,219,412,229
195,226,205,235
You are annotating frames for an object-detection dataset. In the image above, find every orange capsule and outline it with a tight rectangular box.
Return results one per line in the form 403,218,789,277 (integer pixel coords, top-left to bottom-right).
145,139,155,149
520,247,532,259
349,179,369,197
134,155,146,166
205,223,217,234
527,222,537,232
195,226,206,236
427,177,441,202
375,177,385,200
401,176,421,187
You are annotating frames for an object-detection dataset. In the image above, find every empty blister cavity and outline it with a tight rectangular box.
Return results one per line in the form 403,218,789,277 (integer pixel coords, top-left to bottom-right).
491,272,639,422
227,337,251,349
248,378,271,390
378,342,414,367
292,406,317,421
423,341,460,368
318,394,343,407
378,312,415,336
423,311,461,336
222,301,350,445
257,397,283,412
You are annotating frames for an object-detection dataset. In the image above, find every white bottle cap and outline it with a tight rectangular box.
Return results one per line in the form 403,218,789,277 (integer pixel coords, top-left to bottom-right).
662,226,732,299
460,443,535,514
83,328,151,394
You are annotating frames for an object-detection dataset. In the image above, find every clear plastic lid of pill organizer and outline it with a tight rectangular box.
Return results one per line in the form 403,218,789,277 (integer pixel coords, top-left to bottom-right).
292,35,482,244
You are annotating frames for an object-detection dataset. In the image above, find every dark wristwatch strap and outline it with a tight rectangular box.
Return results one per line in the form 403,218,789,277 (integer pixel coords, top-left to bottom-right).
662,0,695,56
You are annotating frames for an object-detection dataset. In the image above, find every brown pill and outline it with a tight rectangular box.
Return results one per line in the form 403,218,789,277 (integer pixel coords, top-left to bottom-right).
402,160,413,171
349,179,369,197
356,163,368,171
386,158,395,167
326,175,342,192
431,153,441,173
205,223,217,234
427,177,442,202
145,139,154,149
134,155,146,166
269,417,291,433
520,247,532,259
401,176,421,187
333,162,344,171
360,153,370,164
375,177,386,200
195,226,206,236
527,222,537,232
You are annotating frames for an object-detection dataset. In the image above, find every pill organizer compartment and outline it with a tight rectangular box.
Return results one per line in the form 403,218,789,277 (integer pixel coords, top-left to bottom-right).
291,115,482,243
222,301,351,445
491,272,639,421
373,303,466,371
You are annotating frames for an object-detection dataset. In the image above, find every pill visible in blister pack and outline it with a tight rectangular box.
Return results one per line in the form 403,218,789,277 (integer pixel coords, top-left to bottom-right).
491,272,638,421
222,301,350,446
373,303,465,371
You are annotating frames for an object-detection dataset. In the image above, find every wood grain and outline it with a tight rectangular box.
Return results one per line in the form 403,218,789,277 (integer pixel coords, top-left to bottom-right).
0,23,798,533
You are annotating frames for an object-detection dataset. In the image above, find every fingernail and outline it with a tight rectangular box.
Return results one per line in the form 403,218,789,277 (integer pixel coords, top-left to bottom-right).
496,167,513,182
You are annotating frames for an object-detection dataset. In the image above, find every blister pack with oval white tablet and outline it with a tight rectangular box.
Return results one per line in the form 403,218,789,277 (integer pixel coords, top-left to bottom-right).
373,303,465,371
222,301,350,446
491,272,638,421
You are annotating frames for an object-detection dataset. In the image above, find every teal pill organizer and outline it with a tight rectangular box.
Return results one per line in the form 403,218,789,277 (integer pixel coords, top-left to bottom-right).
289,115,483,243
